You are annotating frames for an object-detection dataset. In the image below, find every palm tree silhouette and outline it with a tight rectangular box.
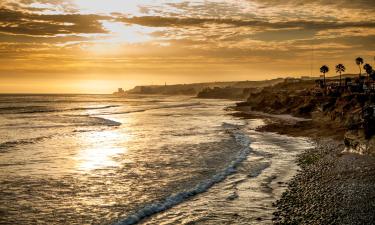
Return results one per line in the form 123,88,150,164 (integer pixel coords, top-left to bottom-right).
335,64,346,86
356,57,364,77
320,65,329,86
364,63,373,79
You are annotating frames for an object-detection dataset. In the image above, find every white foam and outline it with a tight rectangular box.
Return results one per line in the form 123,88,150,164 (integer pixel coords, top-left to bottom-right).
96,103,202,116
113,123,251,225
247,111,311,122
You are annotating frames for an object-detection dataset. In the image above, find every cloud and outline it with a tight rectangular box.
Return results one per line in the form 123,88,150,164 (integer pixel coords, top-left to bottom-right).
250,0,375,9
1,0,375,90
118,16,375,31
0,8,110,36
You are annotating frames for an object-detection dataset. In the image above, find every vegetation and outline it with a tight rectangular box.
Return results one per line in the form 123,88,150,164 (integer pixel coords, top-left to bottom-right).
316,57,374,90
364,63,373,78
127,78,284,96
197,87,255,99
356,57,364,77
335,64,346,86
320,65,329,86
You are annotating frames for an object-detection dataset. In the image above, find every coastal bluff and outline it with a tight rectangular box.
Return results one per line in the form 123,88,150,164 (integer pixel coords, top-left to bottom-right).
236,79,375,156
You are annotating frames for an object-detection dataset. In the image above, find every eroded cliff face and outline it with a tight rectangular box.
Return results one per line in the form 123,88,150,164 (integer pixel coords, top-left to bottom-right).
240,80,375,155
344,131,375,156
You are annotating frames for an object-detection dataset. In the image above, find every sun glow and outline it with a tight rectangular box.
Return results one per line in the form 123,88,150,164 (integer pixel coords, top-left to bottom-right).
72,0,190,15
81,21,161,55
101,21,156,44
75,127,131,171
74,0,142,15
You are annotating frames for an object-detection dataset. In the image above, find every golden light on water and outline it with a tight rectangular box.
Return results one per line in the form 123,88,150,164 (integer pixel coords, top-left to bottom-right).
75,126,130,171
77,146,125,171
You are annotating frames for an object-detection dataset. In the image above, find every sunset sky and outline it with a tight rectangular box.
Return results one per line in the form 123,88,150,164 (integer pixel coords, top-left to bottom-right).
1,0,374,93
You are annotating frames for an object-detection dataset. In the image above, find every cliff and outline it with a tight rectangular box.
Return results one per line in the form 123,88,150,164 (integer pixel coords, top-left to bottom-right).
127,78,284,96
237,79,375,155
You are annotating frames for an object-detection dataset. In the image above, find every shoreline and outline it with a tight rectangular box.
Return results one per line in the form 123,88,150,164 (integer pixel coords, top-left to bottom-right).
140,117,313,224
234,111,375,224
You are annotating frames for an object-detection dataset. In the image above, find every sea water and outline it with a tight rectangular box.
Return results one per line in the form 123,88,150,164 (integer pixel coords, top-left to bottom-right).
0,94,313,224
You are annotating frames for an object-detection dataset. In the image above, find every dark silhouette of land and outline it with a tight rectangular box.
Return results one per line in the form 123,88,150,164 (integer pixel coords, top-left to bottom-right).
232,57,375,225
126,78,284,97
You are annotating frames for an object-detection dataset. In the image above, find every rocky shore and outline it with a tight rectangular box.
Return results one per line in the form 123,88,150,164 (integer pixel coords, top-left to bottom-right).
272,138,375,225
232,78,375,224
237,79,375,155
233,111,375,224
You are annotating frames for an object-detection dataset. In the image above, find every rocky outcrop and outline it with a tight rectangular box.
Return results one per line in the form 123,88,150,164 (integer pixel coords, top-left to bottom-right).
239,80,375,154
344,130,375,156
197,87,257,100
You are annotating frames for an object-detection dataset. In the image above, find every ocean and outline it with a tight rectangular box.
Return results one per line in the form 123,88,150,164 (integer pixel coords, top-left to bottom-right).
0,94,313,224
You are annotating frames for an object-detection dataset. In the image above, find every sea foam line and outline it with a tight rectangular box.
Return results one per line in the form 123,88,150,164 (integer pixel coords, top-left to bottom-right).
97,102,202,116
113,123,251,225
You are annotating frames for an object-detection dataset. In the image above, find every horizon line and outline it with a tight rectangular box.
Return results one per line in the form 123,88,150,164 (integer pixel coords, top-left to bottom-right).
0,74,360,95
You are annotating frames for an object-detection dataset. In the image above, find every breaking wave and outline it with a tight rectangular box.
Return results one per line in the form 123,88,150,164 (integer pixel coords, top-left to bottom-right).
87,117,122,126
113,123,250,225
0,135,54,152
0,105,119,114
98,102,202,116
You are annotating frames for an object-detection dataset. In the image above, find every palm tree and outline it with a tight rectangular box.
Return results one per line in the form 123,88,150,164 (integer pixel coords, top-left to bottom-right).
335,64,346,86
364,63,373,78
320,65,329,86
355,57,364,77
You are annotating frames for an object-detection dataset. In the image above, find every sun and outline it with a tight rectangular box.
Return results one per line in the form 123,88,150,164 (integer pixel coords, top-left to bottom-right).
101,21,155,44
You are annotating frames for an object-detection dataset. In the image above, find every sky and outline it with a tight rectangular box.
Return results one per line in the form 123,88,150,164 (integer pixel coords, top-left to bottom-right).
0,0,374,93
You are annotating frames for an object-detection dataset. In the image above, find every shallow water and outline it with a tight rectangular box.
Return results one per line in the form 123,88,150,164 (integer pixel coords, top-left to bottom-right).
0,94,313,225
141,128,313,225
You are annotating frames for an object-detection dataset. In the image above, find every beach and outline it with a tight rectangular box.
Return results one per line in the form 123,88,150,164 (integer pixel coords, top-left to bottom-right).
0,94,319,225
0,95,324,224
235,110,375,224
1,93,374,224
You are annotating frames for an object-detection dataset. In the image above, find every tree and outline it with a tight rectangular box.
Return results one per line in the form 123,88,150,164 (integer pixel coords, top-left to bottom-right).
371,71,375,81
363,63,373,78
355,57,364,77
335,64,346,86
320,65,329,86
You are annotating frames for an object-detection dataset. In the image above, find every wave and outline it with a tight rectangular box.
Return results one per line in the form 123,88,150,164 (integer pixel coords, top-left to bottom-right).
113,123,251,225
69,105,120,111
0,105,119,114
0,102,200,116
0,135,54,152
97,103,202,116
0,106,51,114
0,116,121,130
87,117,122,126
0,117,120,151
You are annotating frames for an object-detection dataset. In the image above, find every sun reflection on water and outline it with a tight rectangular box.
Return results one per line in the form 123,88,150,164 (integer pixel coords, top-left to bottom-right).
75,126,130,172
77,146,125,171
